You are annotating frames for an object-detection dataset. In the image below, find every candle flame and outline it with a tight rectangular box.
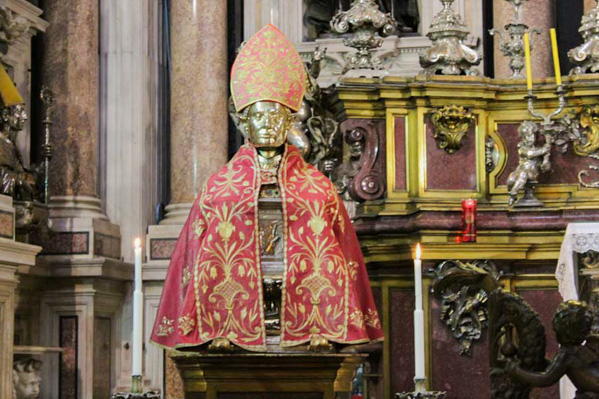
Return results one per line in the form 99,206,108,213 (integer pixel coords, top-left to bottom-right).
415,243,422,260
134,238,142,249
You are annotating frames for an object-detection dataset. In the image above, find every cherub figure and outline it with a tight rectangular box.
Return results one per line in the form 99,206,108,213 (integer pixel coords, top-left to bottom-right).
505,301,599,398
506,121,552,206
13,358,42,399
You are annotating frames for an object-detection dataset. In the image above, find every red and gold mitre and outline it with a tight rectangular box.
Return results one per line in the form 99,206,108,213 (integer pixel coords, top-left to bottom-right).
231,24,306,112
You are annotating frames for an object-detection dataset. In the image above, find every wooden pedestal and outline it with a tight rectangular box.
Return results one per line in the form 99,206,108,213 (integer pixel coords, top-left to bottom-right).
170,351,366,399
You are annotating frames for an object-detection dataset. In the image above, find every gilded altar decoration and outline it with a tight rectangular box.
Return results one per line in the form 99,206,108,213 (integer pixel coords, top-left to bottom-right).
580,250,599,269
419,0,481,76
573,104,599,157
430,105,474,154
433,260,500,356
506,121,552,207
568,0,599,75
485,136,499,173
578,154,599,188
330,0,397,73
230,24,306,113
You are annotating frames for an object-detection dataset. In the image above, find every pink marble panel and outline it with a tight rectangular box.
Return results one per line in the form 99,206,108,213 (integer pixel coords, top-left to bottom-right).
59,316,78,399
390,288,415,394
150,238,178,260
496,123,521,186
44,232,89,255
93,317,111,398
395,117,407,191
0,210,13,238
425,116,477,191
430,296,490,398
517,288,563,399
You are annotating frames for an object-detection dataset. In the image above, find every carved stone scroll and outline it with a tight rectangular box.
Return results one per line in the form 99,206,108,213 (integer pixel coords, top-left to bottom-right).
334,120,386,202
433,259,500,356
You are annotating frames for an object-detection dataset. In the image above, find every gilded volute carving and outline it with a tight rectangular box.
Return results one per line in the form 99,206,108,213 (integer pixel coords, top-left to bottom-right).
430,105,475,154
573,104,599,157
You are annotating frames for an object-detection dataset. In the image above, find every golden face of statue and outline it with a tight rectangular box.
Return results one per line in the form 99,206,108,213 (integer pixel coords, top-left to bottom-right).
245,101,291,149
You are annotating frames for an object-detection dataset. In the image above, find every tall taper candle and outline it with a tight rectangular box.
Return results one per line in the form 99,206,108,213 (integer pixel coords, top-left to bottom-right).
523,32,533,91
414,243,425,388
549,28,562,86
132,238,143,383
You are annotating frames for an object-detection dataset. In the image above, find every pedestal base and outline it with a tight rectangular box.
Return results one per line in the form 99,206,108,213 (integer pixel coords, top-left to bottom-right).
170,351,366,399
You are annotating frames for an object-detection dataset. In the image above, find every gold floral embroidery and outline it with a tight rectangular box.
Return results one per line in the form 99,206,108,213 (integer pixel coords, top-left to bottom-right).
349,309,365,329
182,267,192,288
308,215,326,236
178,315,195,336
348,261,359,281
192,218,205,238
217,221,234,241
365,309,381,329
156,316,174,336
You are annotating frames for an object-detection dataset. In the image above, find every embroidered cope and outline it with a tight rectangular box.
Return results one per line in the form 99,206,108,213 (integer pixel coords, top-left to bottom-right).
151,145,384,351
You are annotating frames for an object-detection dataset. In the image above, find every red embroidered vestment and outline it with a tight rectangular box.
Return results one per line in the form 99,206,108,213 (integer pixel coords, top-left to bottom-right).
151,145,383,351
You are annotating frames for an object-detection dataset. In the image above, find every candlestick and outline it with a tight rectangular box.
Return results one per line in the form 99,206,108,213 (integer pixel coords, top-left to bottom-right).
549,28,562,86
132,238,143,389
523,32,533,91
413,244,425,386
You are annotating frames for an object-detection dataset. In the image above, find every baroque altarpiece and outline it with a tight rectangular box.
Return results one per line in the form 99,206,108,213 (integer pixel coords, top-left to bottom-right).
0,0,598,398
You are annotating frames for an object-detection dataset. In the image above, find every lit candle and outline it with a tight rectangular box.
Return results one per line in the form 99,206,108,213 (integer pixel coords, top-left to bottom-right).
132,238,143,379
523,32,533,91
413,243,426,388
549,28,563,86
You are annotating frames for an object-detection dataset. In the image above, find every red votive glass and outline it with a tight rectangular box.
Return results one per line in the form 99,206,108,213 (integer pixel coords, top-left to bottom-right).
460,199,477,243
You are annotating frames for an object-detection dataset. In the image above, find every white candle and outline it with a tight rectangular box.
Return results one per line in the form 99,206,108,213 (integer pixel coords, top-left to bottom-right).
413,243,426,385
132,238,143,377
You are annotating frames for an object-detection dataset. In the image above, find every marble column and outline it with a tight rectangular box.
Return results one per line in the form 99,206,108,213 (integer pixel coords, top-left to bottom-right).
493,0,554,79
40,0,124,261
164,0,229,224
41,0,104,217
